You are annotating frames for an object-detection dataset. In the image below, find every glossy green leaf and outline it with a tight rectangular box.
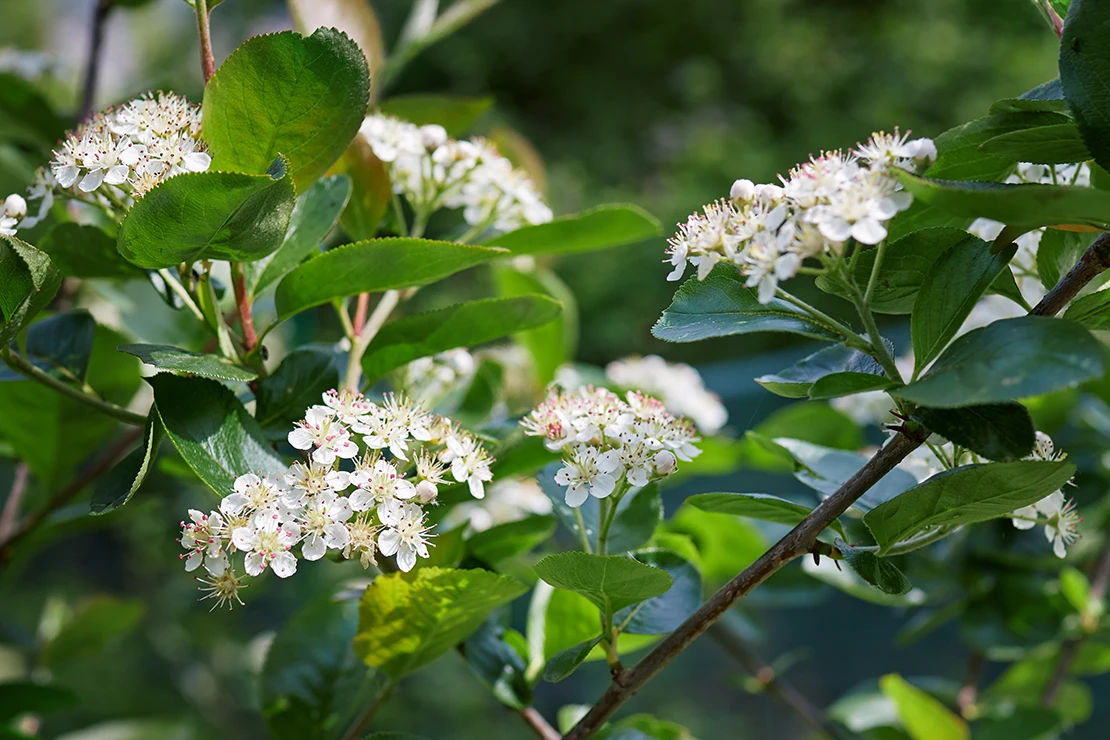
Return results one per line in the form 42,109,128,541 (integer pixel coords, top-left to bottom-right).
775,438,919,513
878,674,968,740
360,295,562,381
466,515,557,567
202,27,370,188
378,95,493,136
246,174,352,296
254,347,339,439
835,539,912,596
1063,286,1110,329
971,710,1061,740
493,265,577,385
929,111,1071,181
149,373,285,495
0,235,61,345
1060,0,1110,173
979,123,1090,164
273,239,507,322
594,714,695,740
755,344,884,399
483,204,661,256
894,317,1104,408
543,636,601,683
260,594,380,740
911,404,1035,462
533,552,673,619
116,157,296,269
911,236,1010,371
0,311,94,383
863,461,1076,553
38,223,142,279
353,567,527,679
809,372,896,400
653,264,842,344
686,491,845,538
118,344,257,382
613,549,702,635
0,682,77,723
89,417,163,515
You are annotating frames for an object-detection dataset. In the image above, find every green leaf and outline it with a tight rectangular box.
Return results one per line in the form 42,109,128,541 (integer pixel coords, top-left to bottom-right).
893,317,1104,408
0,311,94,382
1059,566,1093,615
897,173,1110,230
687,492,846,537
0,235,61,345
653,264,841,344
979,123,1091,164
664,505,767,587
254,347,339,439
332,136,391,241
493,265,577,385
878,674,968,740
929,111,1072,181
149,374,285,495
38,224,142,279
755,344,884,399
0,682,77,723
360,295,562,381
835,539,912,596
461,617,531,707
89,418,163,515
1063,286,1110,329
595,715,695,740
543,636,601,683
483,204,661,256
260,593,380,740
273,239,507,322
288,0,385,83
0,73,68,153
116,157,296,269
755,401,864,451
1036,229,1088,292
378,95,493,136
911,236,1011,371
466,515,557,567
1060,0,1110,174
202,27,370,188
247,174,352,296
971,710,1061,740
41,596,145,667
118,344,258,382
613,549,701,635
775,438,919,513
910,405,1035,462
809,372,896,400
862,461,1076,553
533,552,673,619
353,567,526,679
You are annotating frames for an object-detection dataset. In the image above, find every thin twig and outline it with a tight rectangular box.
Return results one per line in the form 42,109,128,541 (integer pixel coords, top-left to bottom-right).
343,290,400,392
517,707,560,740
80,0,112,117
1,349,147,426
708,621,837,739
565,234,1110,739
0,464,31,542
194,0,216,84
340,682,393,740
230,263,258,354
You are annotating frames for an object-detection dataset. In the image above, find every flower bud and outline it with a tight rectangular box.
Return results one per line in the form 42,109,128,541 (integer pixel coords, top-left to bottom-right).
414,480,438,504
3,194,26,218
654,449,678,476
420,124,448,150
730,178,755,203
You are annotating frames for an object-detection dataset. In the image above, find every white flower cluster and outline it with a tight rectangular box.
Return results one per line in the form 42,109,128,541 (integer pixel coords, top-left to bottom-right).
667,130,937,302
521,386,700,507
4,92,211,235
604,355,727,435
360,113,553,233
399,348,477,405
177,389,494,610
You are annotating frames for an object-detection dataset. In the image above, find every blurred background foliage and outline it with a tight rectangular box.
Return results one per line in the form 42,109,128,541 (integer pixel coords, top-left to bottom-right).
0,0,1095,738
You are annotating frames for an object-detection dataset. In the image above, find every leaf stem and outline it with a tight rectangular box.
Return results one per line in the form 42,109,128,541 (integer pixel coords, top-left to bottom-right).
194,0,216,84
80,0,113,117
774,289,871,352
573,507,593,554
517,707,560,740
230,263,258,354
848,286,902,383
864,239,889,305
340,681,394,740
343,290,401,392
156,268,205,322
0,348,146,426
0,464,30,543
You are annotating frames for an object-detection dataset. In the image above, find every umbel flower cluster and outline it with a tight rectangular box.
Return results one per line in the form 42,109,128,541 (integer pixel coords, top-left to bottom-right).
666,130,937,302
603,355,728,435
3,91,211,234
360,112,553,233
521,386,701,506
177,390,494,610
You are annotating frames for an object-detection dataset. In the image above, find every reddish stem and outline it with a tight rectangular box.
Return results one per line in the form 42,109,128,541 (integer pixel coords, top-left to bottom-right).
231,264,258,353
195,0,215,84
352,293,370,337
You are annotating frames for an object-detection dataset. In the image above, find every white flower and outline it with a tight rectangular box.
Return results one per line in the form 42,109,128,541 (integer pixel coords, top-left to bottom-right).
221,473,282,517
178,509,227,573
377,499,432,572
288,406,359,465
231,514,300,578
554,444,622,507
1012,491,1081,558
298,492,353,561
349,457,416,511
605,355,726,435
443,432,494,499
0,193,25,236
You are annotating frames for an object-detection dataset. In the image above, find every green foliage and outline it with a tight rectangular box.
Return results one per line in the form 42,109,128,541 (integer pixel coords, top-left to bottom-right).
612,549,702,635
0,682,77,723
756,344,886,399
273,239,507,322
538,464,663,552
41,596,145,667
0,311,94,382
461,617,531,708
466,515,557,567
253,347,340,439
493,265,578,385
533,552,673,620
89,418,162,514
894,317,1104,407
1036,229,1088,291
0,235,60,344
686,491,846,537
775,438,918,512
332,137,391,241
543,636,601,683
978,122,1091,164
863,461,1076,553
116,157,296,269
117,344,257,382
928,111,1072,181
202,27,370,188
1060,0,1110,173
353,568,527,679
878,674,968,740
910,404,1035,462
835,540,913,596
1063,285,1110,329
38,224,142,279
483,204,661,255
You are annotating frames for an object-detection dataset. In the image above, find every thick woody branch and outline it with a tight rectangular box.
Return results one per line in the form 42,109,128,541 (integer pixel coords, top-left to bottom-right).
1031,232,1110,318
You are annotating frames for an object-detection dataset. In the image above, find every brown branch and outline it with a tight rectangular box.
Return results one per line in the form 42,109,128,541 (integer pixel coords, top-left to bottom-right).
1042,537,1110,707
518,707,560,740
708,622,838,739
195,0,216,84
80,0,113,117
231,263,258,354
565,232,1110,739
0,463,30,542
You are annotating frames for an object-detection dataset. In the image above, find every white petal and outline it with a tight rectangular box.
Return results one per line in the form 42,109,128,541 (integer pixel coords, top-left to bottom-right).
302,534,327,561
183,152,212,172
468,476,486,499
850,218,887,246
564,484,589,508
184,550,203,572
104,165,129,185
272,551,298,578
220,493,249,515
324,522,351,548
396,545,417,572
287,428,314,450
78,168,105,192
231,527,257,551
378,529,401,556
590,473,617,499
244,551,266,576
1053,534,1067,559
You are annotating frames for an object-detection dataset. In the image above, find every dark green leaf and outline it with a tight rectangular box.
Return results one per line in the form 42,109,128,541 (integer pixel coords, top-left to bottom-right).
360,295,562,381
911,405,1035,462
118,344,257,382
911,235,1010,371
543,636,601,683
775,438,919,512
0,311,94,382
247,174,352,296
653,264,841,343
755,344,884,399
979,123,1091,165
533,552,673,619
149,374,285,495
1036,229,1087,292
1060,0,1110,173
254,347,340,439
1063,286,1110,329
809,372,896,400
483,205,661,256
929,111,1071,182
0,682,77,723
493,265,577,385
0,235,61,345
202,28,370,188
835,539,912,596
89,418,163,515
353,567,527,680
687,491,845,537
466,515,557,567
260,593,380,740
613,549,701,635
893,317,1104,407
117,157,296,269
453,360,503,425
1017,77,1066,103
273,239,507,322
38,224,142,279
971,710,1061,740
863,461,1076,553
378,95,492,136
461,617,531,707
0,73,67,152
